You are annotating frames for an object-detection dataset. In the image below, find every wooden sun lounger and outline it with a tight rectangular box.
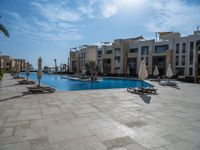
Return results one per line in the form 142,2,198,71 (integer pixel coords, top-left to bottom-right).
18,80,35,85
13,76,25,79
27,86,55,93
127,87,157,94
159,81,177,87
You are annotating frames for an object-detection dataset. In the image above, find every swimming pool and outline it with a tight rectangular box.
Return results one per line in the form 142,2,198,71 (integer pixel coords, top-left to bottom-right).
20,73,152,91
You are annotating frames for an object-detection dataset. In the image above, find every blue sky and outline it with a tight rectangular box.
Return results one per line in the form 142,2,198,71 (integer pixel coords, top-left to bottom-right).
0,0,200,68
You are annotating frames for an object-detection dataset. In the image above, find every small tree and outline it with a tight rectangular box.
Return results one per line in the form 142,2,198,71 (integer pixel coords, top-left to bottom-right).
43,66,49,74
85,61,99,81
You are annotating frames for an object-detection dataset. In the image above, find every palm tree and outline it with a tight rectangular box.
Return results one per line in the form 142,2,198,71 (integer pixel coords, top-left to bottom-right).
0,16,9,37
0,16,9,74
85,61,99,81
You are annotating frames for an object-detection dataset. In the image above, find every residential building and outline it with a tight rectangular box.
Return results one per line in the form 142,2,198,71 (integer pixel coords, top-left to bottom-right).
69,45,98,73
13,59,26,71
99,42,112,74
69,30,200,78
1,55,13,71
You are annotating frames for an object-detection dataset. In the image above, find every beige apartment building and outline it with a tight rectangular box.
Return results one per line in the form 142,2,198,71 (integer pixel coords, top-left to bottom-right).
0,55,13,71
69,45,98,73
0,56,27,72
69,30,200,78
13,59,26,71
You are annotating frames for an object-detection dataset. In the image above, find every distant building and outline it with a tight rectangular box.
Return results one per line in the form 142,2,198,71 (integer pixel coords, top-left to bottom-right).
13,59,26,71
69,30,200,78
1,55,13,71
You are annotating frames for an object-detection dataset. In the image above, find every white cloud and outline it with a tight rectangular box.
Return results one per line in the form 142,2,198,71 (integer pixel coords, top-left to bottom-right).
3,0,200,41
101,2,119,18
100,0,148,18
31,1,80,22
146,0,200,34
78,5,94,18
4,10,82,41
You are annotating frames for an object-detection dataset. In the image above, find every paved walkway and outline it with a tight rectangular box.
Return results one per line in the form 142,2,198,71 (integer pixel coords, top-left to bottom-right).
0,73,200,150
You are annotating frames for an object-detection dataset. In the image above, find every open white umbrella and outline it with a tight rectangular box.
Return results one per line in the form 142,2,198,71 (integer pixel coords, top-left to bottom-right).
25,62,30,80
166,64,173,82
153,66,159,77
37,57,42,87
138,60,148,92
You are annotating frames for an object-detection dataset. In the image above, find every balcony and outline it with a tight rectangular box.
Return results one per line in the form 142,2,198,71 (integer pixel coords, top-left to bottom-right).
115,52,121,56
127,52,138,58
102,53,112,59
115,63,120,68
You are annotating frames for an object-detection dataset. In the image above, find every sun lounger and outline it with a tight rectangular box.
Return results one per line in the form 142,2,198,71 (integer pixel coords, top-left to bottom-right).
27,86,55,93
13,76,25,79
127,87,157,94
159,81,177,87
149,76,161,82
18,80,35,85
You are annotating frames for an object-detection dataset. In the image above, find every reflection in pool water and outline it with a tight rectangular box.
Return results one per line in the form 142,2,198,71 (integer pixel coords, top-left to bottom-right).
20,72,152,91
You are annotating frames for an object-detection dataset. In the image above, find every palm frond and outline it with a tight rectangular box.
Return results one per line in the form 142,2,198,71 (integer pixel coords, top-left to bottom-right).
0,24,9,37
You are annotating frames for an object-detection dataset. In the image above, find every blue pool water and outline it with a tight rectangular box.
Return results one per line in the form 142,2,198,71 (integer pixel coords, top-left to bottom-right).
20,73,152,91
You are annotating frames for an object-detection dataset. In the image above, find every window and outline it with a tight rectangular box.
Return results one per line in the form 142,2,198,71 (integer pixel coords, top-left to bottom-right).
176,44,179,54
189,52,193,65
129,48,138,53
115,56,120,65
190,41,194,50
98,60,101,65
141,57,144,61
189,67,193,76
107,50,112,54
182,55,185,65
80,53,85,58
155,45,168,53
141,46,149,55
114,67,120,74
146,57,148,66
115,48,121,56
98,51,102,56
176,56,179,65
127,58,137,67
197,40,200,51
182,43,186,53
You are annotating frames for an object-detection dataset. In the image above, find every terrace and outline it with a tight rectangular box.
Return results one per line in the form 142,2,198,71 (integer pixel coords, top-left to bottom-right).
0,74,200,150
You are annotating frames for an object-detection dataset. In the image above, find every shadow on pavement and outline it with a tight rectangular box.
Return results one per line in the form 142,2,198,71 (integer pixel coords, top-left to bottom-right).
0,83,19,88
0,91,30,102
139,94,151,104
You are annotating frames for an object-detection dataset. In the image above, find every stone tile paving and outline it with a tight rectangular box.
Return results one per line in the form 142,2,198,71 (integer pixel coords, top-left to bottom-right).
0,73,200,150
